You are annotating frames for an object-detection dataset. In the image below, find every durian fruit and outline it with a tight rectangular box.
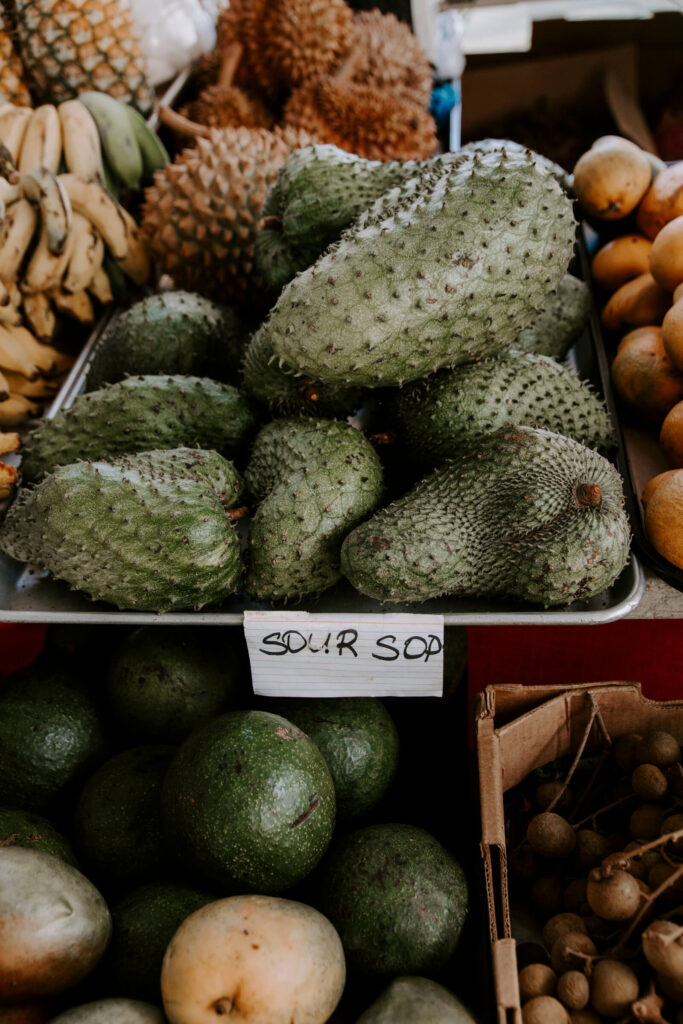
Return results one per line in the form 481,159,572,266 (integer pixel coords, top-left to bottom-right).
395,350,615,464
0,448,245,612
142,123,313,308
341,427,630,607
260,0,353,92
283,79,437,162
0,11,32,107
335,10,432,108
514,275,591,360
216,0,278,104
180,44,275,132
246,418,384,602
21,375,256,483
265,147,577,388
10,0,153,114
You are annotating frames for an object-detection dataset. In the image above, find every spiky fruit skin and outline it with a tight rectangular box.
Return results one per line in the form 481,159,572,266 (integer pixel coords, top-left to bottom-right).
245,418,384,602
267,150,577,388
284,79,437,162
0,449,244,612
217,0,280,104
515,275,591,359
262,0,353,91
241,326,363,417
341,427,630,607
141,126,312,308
338,10,433,107
395,350,615,461
0,12,32,106
11,0,153,113
85,292,248,391
180,84,275,131
461,138,573,194
21,375,256,483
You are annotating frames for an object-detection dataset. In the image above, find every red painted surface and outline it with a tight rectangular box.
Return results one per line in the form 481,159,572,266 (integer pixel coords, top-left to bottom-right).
0,624,47,676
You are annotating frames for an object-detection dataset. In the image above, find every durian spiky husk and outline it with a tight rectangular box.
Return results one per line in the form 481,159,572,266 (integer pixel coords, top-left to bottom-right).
261,0,353,91
141,125,313,308
180,83,275,130
336,10,432,108
0,13,32,107
217,0,279,104
284,79,437,161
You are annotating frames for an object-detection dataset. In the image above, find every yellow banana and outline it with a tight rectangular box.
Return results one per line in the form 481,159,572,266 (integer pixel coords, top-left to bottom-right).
0,324,63,376
0,105,33,164
88,265,113,305
0,432,20,455
2,370,60,398
58,174,128,259
0,199,38,281
0,323,39,378
0,303,22,326
0,278,9,308
0,368,8,399
18,105,62,174
48,286,95,325
22,292,57,341
20,168,72,255
58,100,105,183
23,223,74,294
0,460,17,496
115,205,150,285
0,180,21,206
63,213,104,293
0,394,40,426
40,349,75,379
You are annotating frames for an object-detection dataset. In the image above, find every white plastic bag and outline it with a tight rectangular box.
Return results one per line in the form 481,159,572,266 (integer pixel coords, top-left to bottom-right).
128,0,217,87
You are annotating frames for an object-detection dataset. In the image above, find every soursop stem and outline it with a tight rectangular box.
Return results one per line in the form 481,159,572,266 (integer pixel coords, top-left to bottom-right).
574,482,602,508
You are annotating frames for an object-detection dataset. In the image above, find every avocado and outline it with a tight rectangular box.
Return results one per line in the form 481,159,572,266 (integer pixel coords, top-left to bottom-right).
0,669,106,813
0,806,78,866
267,698,399,824
161,710,336,892
317,823,469,980
356,976,479,1023
106,627,247,745
102,881,214,1002
74,746,174,893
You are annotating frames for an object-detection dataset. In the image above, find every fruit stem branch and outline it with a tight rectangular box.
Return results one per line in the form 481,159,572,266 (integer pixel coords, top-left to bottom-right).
218,42,244,90
158,106,211,139
571,793,634,830
613,861,683,954
607,827,683,865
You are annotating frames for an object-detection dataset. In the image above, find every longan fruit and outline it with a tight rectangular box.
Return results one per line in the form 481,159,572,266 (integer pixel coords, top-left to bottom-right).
570,1011,603,1024
532,875,565,916
660,970,683,1002
614,733,642,772
667,762,683,798
536,781,574,813
630,803,666,840
575,830,611,870
647,862,683,905
557,971,590,1011
586,868,642,920
564,879,590,915
543,913,588,951
510,846,542,883
551,932,598,975
634,730,681,768
661,813,683,854
527,813,577,859
522,995,570,1024
642,919,683,977
589,959,639,1018
631,763,668,800
519,963,557,1003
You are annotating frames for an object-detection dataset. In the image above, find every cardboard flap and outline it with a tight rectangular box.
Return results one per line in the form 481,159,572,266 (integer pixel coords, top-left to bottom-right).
493,939,523,1024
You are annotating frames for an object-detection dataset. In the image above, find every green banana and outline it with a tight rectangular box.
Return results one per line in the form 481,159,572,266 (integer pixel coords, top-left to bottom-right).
78,91,143,191
102,252,129,303
123,103,169,181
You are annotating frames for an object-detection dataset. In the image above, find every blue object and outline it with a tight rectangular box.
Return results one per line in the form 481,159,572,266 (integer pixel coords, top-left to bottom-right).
430,82,458,127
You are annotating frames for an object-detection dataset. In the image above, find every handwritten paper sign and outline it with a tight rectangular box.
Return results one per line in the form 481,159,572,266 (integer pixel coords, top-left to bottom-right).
244,611,444,697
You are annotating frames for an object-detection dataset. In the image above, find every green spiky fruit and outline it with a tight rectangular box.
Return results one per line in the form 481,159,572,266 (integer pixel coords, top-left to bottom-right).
461,137,572,193
245,418,384,601
395,350,615,463
21,375,256,483
357,976,478,1023
85,292,248,391
0,449,244,612
515,275,591,359
341,427,630,607
241,325,363,417
262,150,576,387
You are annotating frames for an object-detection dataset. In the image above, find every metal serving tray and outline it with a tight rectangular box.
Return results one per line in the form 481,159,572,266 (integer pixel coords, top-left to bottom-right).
0,281,645,625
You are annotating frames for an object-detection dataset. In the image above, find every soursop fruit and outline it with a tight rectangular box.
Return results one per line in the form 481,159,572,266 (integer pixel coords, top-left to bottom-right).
21,375,257,483
246,418,384,601
341,427,630,607
356,976,479,1024
85,291,248,392
0,449,244,612
241,326,364,417
395,350,615,462
262,149,576,387
514,274,591,359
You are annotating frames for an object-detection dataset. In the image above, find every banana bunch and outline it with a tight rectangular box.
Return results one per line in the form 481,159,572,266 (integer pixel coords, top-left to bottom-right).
0,96,166,425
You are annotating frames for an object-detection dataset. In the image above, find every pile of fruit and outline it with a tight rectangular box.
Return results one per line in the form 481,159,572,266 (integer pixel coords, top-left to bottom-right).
508,717,683,1024
0,136,637,612
0,625,475,1023
573,138,683,571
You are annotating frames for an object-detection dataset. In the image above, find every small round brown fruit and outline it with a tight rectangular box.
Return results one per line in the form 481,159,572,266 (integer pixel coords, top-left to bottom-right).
631,763,668,800
589,959,639,1018
564,879,589,915
630,803,666,840
510,846,542,883
543,914,588,951
667,762,683,797
661,813,683,854
551,932,598,976
527,814,577,859
642,919,683,978
635,731,680,768
586,868,642,921
522,995,570,1024
557,971,590,1011
647,862,683,906
569,1011,603,1024
614,733,642,772
575,831,611,870
659,969,683,1002
519,963,557,1003
536,782,574,813
531,876,565,916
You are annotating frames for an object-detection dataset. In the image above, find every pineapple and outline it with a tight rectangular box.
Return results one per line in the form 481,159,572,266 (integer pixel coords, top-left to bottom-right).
0,10,32,106
11,0,153,113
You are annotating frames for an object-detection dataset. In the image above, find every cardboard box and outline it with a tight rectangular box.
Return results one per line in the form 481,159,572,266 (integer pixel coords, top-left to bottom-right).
475,681,683,1024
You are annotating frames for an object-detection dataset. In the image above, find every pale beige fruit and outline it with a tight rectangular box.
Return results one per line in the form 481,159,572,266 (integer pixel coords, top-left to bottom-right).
601,272,670,331
519,964,557,1003
522,995,569,1024
642,469,683,569
637,162,683,239
573,142,651,219
650,215,683,292
591,234,652,292
589,959,639,1018
161,895,345,1024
